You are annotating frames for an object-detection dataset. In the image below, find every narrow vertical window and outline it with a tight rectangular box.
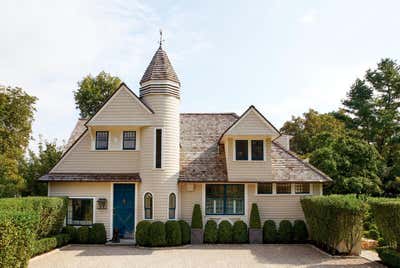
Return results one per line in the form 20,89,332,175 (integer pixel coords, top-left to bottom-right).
144,193,153,219
168,193,176,219
95,131,108,150
235,140,248,160
155,128,162,168
123,131,136,150
251,140,264,160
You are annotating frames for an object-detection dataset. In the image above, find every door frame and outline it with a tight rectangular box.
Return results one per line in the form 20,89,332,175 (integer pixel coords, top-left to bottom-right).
110,182,137,239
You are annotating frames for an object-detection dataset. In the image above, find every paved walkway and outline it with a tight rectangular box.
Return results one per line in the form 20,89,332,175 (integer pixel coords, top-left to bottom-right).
29,244,385,268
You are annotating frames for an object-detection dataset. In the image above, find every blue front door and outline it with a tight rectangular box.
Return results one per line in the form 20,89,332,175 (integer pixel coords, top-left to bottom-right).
113,184,135,238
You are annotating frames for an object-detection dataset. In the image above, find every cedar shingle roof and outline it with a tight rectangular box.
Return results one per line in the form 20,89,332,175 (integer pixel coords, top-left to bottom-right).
140,47,180,84
39,173,141,182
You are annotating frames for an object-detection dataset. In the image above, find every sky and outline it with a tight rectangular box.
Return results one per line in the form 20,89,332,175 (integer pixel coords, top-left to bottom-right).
1,0,400,150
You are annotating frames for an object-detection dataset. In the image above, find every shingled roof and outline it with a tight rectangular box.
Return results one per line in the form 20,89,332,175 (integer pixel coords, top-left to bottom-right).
140,46,180,84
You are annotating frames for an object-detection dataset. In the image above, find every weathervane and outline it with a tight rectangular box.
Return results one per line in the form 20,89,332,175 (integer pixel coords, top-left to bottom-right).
159,29,164,48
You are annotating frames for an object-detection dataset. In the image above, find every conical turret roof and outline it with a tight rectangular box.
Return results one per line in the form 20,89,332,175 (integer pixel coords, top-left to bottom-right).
140,46,180,85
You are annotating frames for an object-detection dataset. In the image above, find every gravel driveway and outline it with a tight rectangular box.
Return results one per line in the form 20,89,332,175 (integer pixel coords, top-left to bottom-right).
29,244,384,268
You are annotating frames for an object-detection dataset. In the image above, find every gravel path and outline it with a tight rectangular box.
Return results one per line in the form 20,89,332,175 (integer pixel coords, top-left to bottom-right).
29,244,385,268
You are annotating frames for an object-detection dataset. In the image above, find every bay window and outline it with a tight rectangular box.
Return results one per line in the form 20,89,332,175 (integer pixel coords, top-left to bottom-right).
206,184,244,215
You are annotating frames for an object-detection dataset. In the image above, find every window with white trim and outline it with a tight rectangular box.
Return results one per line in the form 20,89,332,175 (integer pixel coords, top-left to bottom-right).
144,193,153,219
168,193,176,219
123,131,136,150
206,184,244,215
257,182,273,194
235,140,248,160
276,183,291,194
235,140,264,161
67,198,93,226
295,183,310,194
95,131,108,150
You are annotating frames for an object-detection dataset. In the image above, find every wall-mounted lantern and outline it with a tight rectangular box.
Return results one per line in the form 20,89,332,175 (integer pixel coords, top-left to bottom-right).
97,198,107,209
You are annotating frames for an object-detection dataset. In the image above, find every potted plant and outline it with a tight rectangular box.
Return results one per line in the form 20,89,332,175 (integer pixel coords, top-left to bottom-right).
190,204,203,244
249,203,262,243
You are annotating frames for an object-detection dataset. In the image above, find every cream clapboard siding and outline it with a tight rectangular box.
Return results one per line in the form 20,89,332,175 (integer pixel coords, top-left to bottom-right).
179,183,202,223
87,85,153,126
137,94,180,222
226,109,277,136
52,132,140,173
49,182,113,239
225,137,273,181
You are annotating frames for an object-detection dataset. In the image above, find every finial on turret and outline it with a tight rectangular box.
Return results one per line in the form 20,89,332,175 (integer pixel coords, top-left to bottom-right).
159,29,164,48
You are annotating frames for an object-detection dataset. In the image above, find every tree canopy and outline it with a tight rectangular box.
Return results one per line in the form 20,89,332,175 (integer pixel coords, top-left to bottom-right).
74,71,121,118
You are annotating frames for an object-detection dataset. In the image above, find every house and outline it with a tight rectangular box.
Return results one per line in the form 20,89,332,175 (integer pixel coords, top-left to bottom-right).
40,44,331,240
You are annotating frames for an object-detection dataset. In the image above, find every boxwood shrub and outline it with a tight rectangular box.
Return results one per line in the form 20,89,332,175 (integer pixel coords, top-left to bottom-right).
136,221,152,246
150,221,166,247
0,197,67,239
191,204,203,229
263,220,278,243
232,221,248,243
376,247,400,268
178,220,191,244
77,226,90,244
0,210,39,268
89,223,107,244
218,220,233,243
55,233,71,247
204,220,218,243
369,198,400,251
249,203,261,229
31,233,71,257
278,220,293,243
62,226,78,243
165,221,182,246
301,195,366,254
293,220,308,242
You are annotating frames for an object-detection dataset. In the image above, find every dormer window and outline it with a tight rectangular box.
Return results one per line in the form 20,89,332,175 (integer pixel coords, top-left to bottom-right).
123,131,136,150
95,131,108,150
234,139,264,161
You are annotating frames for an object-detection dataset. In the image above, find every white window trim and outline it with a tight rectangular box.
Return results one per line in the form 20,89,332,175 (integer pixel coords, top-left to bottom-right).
143,191,154,220
153,127,164,169
294,183,312,195
67,196,96,226
121,130,138,151
233,139,266,161
255,182,273,196
254,183,313,196
167,192,178,220
203,183,247,216
95,131,110,151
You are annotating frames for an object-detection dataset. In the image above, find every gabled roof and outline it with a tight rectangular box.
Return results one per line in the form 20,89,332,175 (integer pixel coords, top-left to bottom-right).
219,105,280,143
85,83,154,126
140,46,180,85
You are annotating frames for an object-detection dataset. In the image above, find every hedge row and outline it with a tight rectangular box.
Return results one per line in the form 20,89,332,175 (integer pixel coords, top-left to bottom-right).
136,220,191,247
262,220,308,243
62,223,107,244
0,210,39,268
0,197,67,238
31,234,71,257
301,195,366,254
376,247,400,268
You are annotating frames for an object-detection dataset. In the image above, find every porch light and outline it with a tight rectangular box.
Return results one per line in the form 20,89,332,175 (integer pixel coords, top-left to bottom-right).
97,198,107,209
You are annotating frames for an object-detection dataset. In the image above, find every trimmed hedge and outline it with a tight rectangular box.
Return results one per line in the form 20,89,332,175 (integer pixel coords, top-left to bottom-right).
249,203,261,229
232,221,248,243
178,220,191,244
150,221,166,247
0,210,39,268
376,247,400,268
31,234,71,257
62,226,78,243
165,221,182,246
278,220,293,243
218,220,233,243
77,226,90,244
369,198,400,251
191,204,203,229
263,220,278,243
204,220,218,243
136,221,152,246
293,220,308,242
301,195,366,254
89,223,107,244
0,197,67,239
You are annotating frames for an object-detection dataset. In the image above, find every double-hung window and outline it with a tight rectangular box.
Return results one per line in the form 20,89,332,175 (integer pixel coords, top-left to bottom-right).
235,140,264,161
95,131,108,150
123,131,136,150
206,184,244,215
67,198,93,226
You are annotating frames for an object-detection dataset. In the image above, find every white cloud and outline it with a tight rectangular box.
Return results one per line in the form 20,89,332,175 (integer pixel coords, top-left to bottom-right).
300,9,318,24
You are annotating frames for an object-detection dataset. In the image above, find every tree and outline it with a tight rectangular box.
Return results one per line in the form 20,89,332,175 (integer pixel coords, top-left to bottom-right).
280,109,346,156
20,139,63,196
0,86,36,197
341,58,400,194
74,71,121,118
